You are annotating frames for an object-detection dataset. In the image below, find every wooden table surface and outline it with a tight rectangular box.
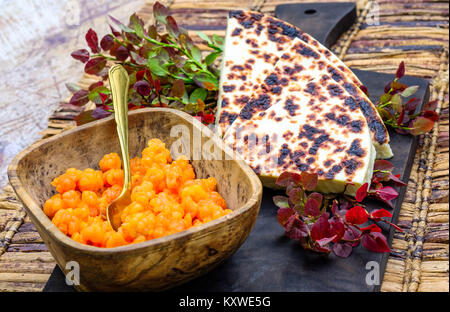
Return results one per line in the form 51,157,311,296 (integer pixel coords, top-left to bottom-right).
0,0,145,189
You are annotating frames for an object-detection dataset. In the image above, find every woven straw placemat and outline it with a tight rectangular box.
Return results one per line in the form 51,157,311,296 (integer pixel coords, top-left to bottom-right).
0,0,448,292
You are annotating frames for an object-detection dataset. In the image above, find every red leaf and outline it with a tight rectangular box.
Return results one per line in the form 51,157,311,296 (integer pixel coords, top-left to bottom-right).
374,159,394,172
405,97,420,112
277,207,294,227
276,171,301,187
316,235,337,247
75,110,96,126
165,16,180,37
361,232,390,253
71,49,90,63
99,92,108,105
300,171,318,191
134,80,152,97
203,114,215,124
397,109,406,126
69,90,89,106
288,188,304,206
85,28,100,53
375,186,398,202
91,106,111,119
153,1,170,24
304,197,320,217
100,34,114,51
329,218,345,242
422,110,439,122
84,57,107,75
355,183,368,202
370,208,392,219
310,213,330,241
360,224,382,233
286,218,309,240
410,116,434,135
110,25,121,37
360,85,369,96
88,81,103,91
396,61,405,79
114,46,129,61
154,79,161,95
389,173,406,186
333,242,353,258
424,100,438,111
345,206,368,225
308,192,323,208
343,225,361,247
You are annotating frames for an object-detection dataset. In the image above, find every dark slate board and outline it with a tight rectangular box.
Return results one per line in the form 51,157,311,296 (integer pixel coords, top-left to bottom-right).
43,2,430,292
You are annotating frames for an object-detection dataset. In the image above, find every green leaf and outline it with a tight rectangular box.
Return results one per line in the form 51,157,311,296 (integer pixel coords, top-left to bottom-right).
391,94,402,113
205,51,220,66
190,46,203,63
65,83,82,93
212,34,224,49
147,58,168,76
130,13,145,38
401,85,419,98
189,88,207,104
193,73,218,90
196,31,212,45
109,15,134,33
89,86,110,104
379,93,391,105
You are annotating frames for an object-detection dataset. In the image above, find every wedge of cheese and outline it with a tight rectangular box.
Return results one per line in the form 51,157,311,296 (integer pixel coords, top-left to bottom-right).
216,10,392,159
223,56,376,195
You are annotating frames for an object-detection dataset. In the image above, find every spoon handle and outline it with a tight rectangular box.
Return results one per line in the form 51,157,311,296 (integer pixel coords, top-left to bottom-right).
109,64,131,191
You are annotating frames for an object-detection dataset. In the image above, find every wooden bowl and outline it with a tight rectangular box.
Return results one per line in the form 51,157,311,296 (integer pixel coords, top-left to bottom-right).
8,108,262,291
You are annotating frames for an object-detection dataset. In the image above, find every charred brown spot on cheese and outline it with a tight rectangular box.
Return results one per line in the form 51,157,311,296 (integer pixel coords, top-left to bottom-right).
232,28,243,36
358,99,388,144
221,98,229,108
265,73,280,86
219,111,238,126
324,160,333,167
283,130,294,140
278,143,291,165
245,38,259,48
327,84,343,97
239,94,272,120
283,64,303,76
325,164,343,179
305,82,318,96
294,44,320,59
318,61,326,70
223,85,236,92
347,139,366,157
309,134,330,156
327,66,344,82
343,83,356,95
284,99,300,117
281,53,290,59
342,159,362,175
344,97,358,111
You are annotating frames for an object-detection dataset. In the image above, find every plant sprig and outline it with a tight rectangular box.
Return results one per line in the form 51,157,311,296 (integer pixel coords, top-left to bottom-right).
273,159,404,258
68,1,222,126
376,61,439,135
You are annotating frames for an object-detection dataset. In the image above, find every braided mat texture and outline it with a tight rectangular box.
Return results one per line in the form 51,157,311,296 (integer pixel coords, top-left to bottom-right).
0,0,448,292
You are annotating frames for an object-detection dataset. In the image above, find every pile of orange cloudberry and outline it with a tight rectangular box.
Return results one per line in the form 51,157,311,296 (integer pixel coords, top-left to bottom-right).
43,139,230,248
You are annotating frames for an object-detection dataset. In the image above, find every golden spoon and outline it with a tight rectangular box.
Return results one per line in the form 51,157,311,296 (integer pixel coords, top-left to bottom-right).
106,64,132,231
